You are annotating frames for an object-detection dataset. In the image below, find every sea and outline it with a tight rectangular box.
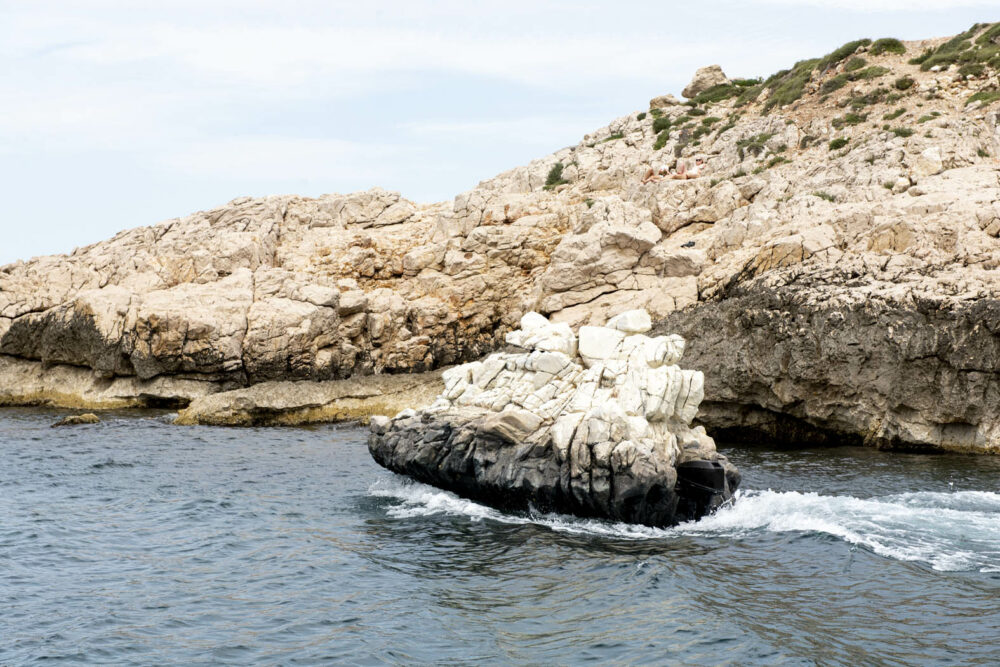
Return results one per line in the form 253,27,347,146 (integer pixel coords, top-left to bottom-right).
2,407,999,665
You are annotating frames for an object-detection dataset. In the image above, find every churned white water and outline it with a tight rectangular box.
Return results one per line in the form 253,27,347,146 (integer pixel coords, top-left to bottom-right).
370,478,1000,572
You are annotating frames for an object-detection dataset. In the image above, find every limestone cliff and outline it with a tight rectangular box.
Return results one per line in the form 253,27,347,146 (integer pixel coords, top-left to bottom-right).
2,25,1000,451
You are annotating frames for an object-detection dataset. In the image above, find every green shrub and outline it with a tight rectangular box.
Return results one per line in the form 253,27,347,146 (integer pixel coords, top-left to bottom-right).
978,148,991,157
701,116,721,126
584,198,595,208
799,134,817,149
812,191,835,202
845,56,867,72
918,29,977,71
894,76,915,91
821,74,850,94
736,132,774,159
732,78,762,87
691,124,712,140
818,39,872,70
892,127,914,137
871,38,906,56
767,156,791,168
959,63,985,77
852,66,890,80
908,48,933,65
917,114,934,123
735,84,764,106
829,137,849,150
653,129,670,150
847,87,889,110
733,169,747,178
692,83,740,105
883,182,895,190
762,58,820,112
967,90,1000,106
637,112,647,121
688,107,707,116
883,107,906,120
650,108,664,118
599,132,624,143
652,116,672,133
544,162,568,189
833,112,868,129
975,23,1000,46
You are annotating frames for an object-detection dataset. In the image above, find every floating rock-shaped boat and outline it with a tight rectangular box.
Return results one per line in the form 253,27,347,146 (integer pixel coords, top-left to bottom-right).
369,310,739,527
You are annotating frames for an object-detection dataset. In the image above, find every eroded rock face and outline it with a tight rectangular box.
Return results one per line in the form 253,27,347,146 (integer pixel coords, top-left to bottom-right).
368,310,739,527
3,27,1000,451
175,369,444,427
658,266,1000,453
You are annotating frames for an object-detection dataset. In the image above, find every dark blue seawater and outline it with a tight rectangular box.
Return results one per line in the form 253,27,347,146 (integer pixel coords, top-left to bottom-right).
2,407,999,665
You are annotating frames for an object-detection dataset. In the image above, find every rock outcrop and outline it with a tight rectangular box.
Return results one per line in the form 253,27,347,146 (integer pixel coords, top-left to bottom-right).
175,369,444,426
2,25,1000,452
51,413,100,427
682,65,730,99
369,310,739,526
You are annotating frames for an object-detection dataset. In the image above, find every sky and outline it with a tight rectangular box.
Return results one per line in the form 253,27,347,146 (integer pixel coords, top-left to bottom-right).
1,1,996,264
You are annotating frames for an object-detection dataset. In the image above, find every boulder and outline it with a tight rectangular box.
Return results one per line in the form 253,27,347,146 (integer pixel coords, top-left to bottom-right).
52,413,100,427
650,94,681,109
911,146,944,180
368,310,739,527
682,65,730,99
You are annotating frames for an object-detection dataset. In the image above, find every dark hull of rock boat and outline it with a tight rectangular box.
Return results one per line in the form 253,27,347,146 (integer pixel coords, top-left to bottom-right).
369,410,739,527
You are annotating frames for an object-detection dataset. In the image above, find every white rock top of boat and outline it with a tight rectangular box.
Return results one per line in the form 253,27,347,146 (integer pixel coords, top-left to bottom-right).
414,308,708,465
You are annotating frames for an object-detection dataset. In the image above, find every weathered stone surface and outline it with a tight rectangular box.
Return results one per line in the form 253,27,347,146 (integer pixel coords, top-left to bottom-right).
682,65,730,99
175,369,444,426
650,94,681,109
658,266,1000,453
0,354,220,409
52,413,100,427
2,26,1000,447
369,310,739,527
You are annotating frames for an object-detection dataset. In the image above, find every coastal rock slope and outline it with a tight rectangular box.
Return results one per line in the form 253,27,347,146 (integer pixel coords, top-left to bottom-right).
2,25,1000,450
369,310,739,526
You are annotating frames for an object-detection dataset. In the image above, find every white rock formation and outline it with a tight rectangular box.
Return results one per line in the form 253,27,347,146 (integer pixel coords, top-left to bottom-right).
369,309,738,527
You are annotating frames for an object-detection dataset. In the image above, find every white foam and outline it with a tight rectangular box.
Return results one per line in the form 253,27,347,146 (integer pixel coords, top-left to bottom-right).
369,476,1000,572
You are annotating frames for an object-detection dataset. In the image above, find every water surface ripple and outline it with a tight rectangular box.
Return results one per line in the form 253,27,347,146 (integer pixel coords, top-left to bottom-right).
2,408,999,665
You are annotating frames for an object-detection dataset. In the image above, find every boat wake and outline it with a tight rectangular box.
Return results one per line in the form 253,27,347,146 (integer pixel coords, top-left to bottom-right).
369,477,1000,572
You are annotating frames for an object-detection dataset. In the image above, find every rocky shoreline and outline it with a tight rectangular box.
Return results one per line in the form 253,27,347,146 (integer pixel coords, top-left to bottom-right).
2,26,1000,452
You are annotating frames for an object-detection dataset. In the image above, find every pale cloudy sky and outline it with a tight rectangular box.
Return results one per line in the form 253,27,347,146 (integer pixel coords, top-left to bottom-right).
1,1,994,264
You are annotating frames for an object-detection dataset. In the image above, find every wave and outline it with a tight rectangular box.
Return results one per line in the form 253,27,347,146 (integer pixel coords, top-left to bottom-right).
369,477,1000,573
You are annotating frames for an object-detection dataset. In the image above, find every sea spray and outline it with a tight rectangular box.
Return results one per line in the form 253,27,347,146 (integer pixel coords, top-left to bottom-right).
370,476,1000,573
